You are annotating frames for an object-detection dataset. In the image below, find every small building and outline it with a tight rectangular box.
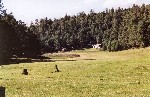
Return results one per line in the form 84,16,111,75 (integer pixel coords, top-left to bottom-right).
92,44,102,49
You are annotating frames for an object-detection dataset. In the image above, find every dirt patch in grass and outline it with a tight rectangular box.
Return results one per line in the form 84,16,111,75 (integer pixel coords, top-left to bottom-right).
43,53,80,59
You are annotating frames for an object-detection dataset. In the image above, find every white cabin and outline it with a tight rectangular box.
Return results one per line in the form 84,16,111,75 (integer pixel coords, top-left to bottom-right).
92,44,102,49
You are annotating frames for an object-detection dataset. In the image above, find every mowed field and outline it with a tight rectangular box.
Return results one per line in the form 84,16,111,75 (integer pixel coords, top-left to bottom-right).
1,48,150,97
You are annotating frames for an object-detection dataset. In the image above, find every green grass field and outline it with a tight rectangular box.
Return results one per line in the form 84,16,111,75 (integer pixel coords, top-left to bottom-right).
1,48,150,97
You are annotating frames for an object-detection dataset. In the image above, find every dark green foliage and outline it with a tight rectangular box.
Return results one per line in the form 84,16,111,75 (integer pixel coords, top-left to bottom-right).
30,4,150,52
0,2,17,64
0,20,15,64
0,2,42,64
1,2,150,64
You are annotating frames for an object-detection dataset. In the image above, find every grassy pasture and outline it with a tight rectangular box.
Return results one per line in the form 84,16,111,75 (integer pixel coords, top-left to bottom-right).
0,48,150,97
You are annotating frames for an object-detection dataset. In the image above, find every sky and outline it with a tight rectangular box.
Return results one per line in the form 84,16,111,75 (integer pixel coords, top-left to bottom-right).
2,0,150,25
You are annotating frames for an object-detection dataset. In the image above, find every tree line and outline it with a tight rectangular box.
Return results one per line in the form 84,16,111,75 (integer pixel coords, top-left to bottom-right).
30,4,150,52
0,2,41,64
1,2,150,64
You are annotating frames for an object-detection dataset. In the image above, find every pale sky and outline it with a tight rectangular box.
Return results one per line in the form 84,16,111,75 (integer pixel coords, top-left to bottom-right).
2,0,150,24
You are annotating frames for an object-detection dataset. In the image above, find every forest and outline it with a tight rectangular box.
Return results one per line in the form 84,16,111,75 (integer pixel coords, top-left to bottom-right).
1,1,150,64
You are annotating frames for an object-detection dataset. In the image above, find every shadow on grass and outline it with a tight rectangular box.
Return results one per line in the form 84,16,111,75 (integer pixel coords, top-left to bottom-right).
0,56,53,65
83,59,96,60
9,56,55,64
1,56,77,65
51,59,76,62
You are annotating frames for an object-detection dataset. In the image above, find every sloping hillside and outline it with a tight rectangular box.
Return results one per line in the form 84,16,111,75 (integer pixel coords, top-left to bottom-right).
0,47,150,96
